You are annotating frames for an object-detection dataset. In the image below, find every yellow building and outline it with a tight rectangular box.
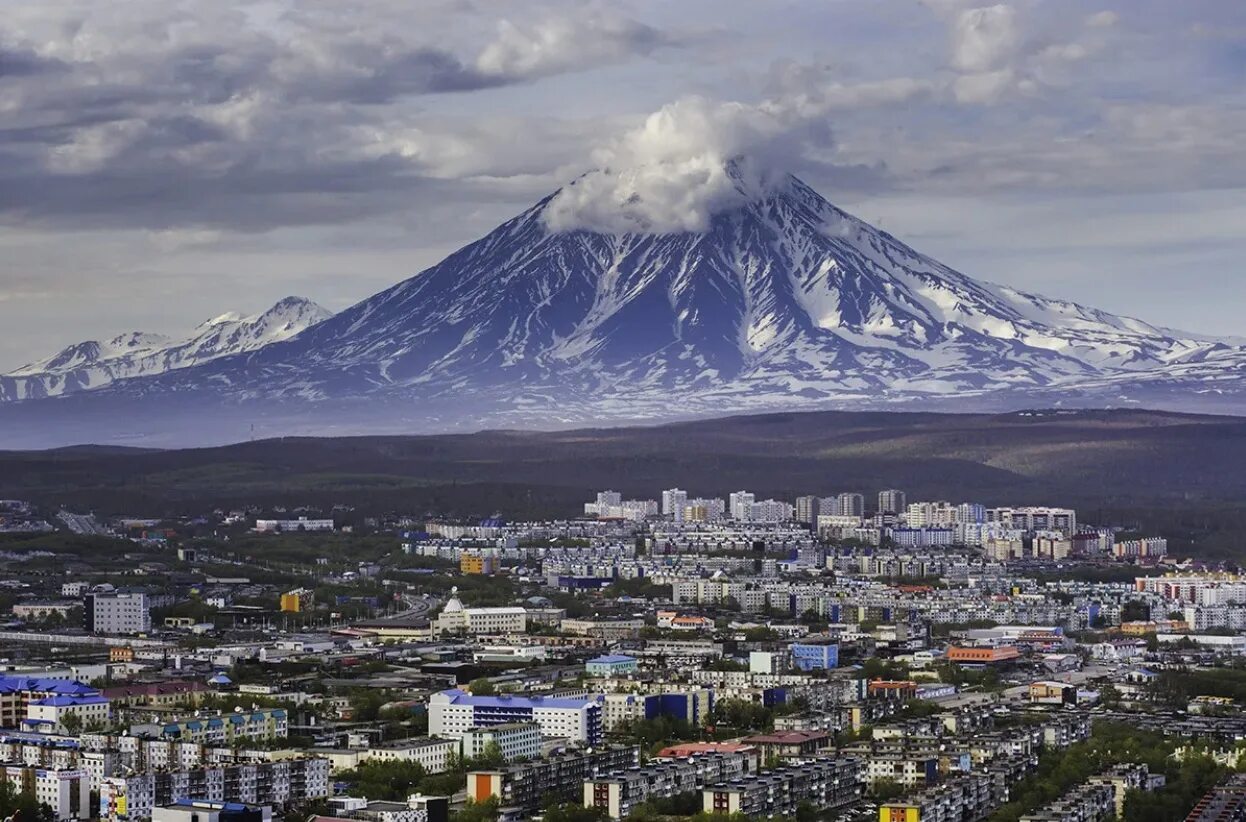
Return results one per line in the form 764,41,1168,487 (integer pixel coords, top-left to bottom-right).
280,590,308,612
880,806,919,822
460,553,497,575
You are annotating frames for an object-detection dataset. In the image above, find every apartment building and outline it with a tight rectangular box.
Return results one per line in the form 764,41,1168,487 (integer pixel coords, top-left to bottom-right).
23,694,111,733
560,618,643,640
878,491,907,515
702,757,863,817
85,592,151,635
661,490,688,522
98,758,329,821
1018,779,1114,822
460,723,541,763
794,496,820,525
880,773,996,822
986,507,1077,537
0,765,91,820
466,746,639,812
584,752,752,819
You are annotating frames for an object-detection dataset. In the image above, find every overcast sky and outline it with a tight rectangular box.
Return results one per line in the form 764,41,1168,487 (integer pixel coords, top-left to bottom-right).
2,0,1244,370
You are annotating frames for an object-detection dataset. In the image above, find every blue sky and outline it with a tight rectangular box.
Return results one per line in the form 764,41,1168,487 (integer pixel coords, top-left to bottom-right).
1,0,1244,368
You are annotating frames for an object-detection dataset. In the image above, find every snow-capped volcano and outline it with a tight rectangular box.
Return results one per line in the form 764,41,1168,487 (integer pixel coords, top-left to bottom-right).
0,296,332,402
2,166,1244,446
126,168,1224,405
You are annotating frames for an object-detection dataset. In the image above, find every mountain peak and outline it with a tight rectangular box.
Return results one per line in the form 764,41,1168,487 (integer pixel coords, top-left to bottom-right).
542,154,788,235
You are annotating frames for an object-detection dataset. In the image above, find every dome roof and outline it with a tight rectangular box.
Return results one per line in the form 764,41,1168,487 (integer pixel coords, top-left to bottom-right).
443,587,464,613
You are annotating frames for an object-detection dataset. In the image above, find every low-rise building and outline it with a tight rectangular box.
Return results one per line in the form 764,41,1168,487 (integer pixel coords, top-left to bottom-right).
586,655,639,677
131,708,288,744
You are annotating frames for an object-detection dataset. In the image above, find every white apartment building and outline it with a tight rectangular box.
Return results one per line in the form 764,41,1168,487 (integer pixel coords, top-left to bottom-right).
662,490,688,522
905,501,958,527
460,722,541,762
85,592,150,635
837,493,865,518
878,490,907,515
10,767,90,820
987,506,1077,536
729,492,755,521
684,498,726,521
794,496,820,525
749,500,793,523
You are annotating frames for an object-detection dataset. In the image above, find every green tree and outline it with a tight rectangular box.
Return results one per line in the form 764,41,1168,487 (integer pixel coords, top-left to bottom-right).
468,678,497,696
453,797,500,822
540,804,609,822
60,712,83,735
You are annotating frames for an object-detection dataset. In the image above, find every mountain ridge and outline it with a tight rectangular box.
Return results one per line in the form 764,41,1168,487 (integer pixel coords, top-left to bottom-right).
0,296,332,402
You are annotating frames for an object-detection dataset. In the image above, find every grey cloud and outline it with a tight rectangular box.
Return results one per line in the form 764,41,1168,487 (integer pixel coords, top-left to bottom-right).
0,5,681,232
0,45,67,77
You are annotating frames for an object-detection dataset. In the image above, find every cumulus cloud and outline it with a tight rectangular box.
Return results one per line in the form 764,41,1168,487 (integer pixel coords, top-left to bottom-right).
0,3,681,232
541,96,825,234
950,4,1019,73
943,2,1120,105
1086,10,1119,28
476,14,673,80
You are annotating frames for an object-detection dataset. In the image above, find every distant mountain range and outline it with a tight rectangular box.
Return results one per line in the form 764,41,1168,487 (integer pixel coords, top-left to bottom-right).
3,162,1245,448
0,297,331,402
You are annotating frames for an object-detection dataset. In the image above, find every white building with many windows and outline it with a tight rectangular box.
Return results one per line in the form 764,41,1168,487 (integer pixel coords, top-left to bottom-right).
428,690,602,746
460,722,541,763
85,592,150,635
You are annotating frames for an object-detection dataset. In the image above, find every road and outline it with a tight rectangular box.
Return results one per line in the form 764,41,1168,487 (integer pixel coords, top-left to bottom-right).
57,510,108,536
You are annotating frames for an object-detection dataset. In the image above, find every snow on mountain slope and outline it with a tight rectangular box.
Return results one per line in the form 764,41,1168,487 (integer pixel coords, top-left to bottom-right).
123,166,1227,411
0,296,332,402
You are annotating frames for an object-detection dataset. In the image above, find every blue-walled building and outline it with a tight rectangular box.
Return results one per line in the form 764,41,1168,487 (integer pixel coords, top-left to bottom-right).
789,643,839,671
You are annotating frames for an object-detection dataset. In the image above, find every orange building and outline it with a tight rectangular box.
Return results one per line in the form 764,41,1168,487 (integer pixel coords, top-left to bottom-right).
868,679,918,699
467,772,503,803
460,553,498,575
946,645,1020,664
